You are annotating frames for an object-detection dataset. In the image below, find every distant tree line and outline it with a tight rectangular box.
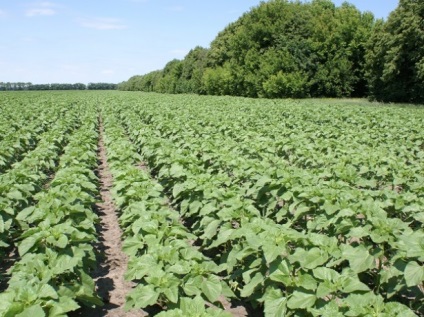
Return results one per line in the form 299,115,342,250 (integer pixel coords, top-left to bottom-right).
0,82,117,91
118,0,423,103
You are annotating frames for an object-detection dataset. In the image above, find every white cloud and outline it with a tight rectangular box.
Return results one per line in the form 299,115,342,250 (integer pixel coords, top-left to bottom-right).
25,2,58,17
39,1,57,6
26,8,55,16
78,18,127,30
166,5,184,12
0,9,6,17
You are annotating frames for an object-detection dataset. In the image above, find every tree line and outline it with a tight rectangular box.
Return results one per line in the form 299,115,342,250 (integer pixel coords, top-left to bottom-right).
0,82,117,91
118,0,423,103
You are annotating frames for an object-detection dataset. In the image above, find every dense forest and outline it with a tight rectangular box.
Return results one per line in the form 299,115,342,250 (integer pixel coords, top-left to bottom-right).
0,82,117,91
118,0,424,103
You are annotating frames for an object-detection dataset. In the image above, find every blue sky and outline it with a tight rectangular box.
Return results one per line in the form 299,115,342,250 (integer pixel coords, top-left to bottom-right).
0,1,399,84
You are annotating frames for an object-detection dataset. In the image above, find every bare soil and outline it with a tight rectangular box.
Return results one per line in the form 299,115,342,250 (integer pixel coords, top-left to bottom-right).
0,247,18,292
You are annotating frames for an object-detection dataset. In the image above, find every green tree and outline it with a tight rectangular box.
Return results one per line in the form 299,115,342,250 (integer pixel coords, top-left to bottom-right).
366,0,424,103
177,46,209,93
156,59,183,93
120,0,377,100
202,64,235,96
205,0,374,98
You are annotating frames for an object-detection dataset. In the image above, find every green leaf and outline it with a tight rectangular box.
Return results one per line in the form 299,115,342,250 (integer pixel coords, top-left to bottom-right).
168,263,190,275
342,245,374,273
269,260,291,284
404,261,424,287
163,286,179,304
398,231,424,260
383,302,417,316
48,297,80,316
126,284,159,309
56,235,68,248
2,303,23,317
293,205,310,219
201,275,222,303
343,293,378,315
18,237,38,256
240,272,264,297
263,243,283,264
287,291,316,309
172,184,185,198
220,280,235,299
170,164,184,178
16,305,45,317
199,203,217,216
155,309,184,317
180,296,206,315
281,191,292,201
52,254,79,275
16,207,36,221
7,190,23,201
184,276,202,297
297,274,318,291
203,219,221,240
208,226,234,249
317,281,336,298
188,201,202,216
290,247,328,269
39,284,58,299
206,308,233,317
264,288,287,317
341,275,370,293
122,237,144,257
313,267,340,282
311,300,343,317
0,239,9,247
254,176,272,190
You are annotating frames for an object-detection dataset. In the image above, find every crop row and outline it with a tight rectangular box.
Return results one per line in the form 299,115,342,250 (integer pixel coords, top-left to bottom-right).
0,94,51,143
0,104,68,174
0,91,422,316
105,94,423,316
0,106,84,258
101,109,234,316
0,105,101,316
121,97,423,225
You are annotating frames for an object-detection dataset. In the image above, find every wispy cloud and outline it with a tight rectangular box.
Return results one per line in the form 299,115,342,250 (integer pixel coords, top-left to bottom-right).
166,5,184,12
78,17,127,30
26,8,55,16
39,1,57,6
0,9,6,17
26,2,58,17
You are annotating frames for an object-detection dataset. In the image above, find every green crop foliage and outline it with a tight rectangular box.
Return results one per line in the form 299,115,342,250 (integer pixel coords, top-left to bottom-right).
0,91,422,316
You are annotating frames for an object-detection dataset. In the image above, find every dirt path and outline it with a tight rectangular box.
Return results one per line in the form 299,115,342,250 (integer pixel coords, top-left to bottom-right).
73,120,145,317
